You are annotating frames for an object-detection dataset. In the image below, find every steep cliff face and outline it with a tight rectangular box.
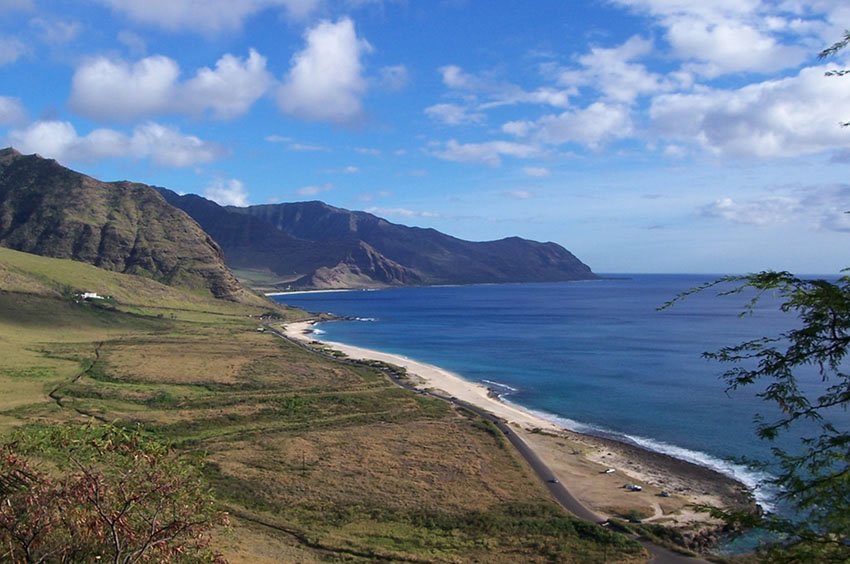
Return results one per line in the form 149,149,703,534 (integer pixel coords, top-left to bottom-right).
160,188,596,289
0,148,246,300
231,200,597,285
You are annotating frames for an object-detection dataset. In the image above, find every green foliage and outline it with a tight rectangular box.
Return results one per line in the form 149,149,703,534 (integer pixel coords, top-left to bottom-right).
820,30,850,123
672,272,850,562
0,423,227,563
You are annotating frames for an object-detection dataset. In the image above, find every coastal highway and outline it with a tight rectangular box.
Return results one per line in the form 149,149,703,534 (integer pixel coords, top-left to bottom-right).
269,323,709,564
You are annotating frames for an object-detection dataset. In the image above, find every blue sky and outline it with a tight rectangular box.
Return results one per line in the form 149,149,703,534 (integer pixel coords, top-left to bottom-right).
1,0,848,274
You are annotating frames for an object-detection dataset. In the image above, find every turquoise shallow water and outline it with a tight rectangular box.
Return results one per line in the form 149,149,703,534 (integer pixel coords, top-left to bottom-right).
273,274,847,511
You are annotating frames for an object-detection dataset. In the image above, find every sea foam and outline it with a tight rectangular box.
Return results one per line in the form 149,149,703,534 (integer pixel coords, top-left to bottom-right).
509,401,776,512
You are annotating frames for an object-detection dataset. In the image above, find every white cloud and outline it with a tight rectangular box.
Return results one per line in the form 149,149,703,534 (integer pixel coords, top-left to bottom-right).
503,190,534,199
355,147,381,156
650,64,850,158
29,17,80,44
289,142,328,152
821,209,850,232
701,184,850,231
378,64,409,91
366,207,439,218
8,120,221,167
182,49,273,119
611,0,762,21
70,50,272,121
204,178,249,206
523,166,550,177
439,64,483,90
666,17,807,77
97,0,321,33
432,139,543,166
264,134,291,143
507,102,634,149
277,18,371,124
117,30,146,55
425,103,485,125
70,55,179,120
296,183,333,196
662,144,687,158
610,0,810,77
701,196,800,225
556,36,677,103
0,36,26,65
439,64,572,109
0,96,24,125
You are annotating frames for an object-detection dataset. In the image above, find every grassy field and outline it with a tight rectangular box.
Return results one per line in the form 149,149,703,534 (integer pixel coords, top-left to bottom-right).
0,248,646,562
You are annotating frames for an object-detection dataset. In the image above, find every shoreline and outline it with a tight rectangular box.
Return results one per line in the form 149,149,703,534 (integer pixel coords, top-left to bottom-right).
265,289,361,297
282,319,756,534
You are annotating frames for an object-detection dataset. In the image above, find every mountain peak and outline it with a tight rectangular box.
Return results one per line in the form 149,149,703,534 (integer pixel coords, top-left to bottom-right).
0,152,250,301
159,190,597,290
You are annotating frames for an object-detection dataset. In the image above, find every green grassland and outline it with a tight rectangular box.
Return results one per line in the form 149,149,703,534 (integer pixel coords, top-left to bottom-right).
0,247,645,562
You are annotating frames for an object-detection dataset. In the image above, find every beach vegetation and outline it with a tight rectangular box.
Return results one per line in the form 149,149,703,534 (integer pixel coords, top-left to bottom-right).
0,423,226,563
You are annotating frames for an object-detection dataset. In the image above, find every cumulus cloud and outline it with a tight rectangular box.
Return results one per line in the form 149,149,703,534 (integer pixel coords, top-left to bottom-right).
650,64,850,158
701,196,800,225
505,102,634,149
8,120,221,167
182,50,273,119
610,0,809,77
277,18,372,124
666,17,807,77
0,36,26,65
70,55,179,120
97,0,321,33
425,103,485,125
701,184,850,231
204,178,249,206
70,49,272,121
555,36,679,103
431,139,543,166
0,96,24,125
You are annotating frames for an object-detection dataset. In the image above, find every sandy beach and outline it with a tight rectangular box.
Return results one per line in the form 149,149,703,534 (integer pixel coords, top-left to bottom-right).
281,319,754,539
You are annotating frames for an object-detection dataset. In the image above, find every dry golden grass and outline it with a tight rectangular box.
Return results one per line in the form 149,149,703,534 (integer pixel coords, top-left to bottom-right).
0,273,645,561
210,418,540,518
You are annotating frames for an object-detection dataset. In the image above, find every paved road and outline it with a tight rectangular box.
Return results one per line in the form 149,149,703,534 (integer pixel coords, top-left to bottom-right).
270,324,709,563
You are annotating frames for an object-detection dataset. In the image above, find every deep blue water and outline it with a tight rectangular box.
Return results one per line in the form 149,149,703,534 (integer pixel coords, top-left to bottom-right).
273,274,846,509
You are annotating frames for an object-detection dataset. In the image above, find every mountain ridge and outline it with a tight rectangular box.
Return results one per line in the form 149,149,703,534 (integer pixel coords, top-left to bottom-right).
0,148,250,301
157,189,597,289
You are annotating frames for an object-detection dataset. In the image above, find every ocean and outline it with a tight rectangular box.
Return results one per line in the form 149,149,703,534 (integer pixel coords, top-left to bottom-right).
272,274,845,511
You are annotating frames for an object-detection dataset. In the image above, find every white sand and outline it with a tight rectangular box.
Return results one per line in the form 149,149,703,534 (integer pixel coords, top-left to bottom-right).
280,319,753,529
283,320,561,432
265,289,357,297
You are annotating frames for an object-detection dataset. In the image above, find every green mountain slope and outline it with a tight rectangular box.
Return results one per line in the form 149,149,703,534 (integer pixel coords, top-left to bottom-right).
0,148,250,301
